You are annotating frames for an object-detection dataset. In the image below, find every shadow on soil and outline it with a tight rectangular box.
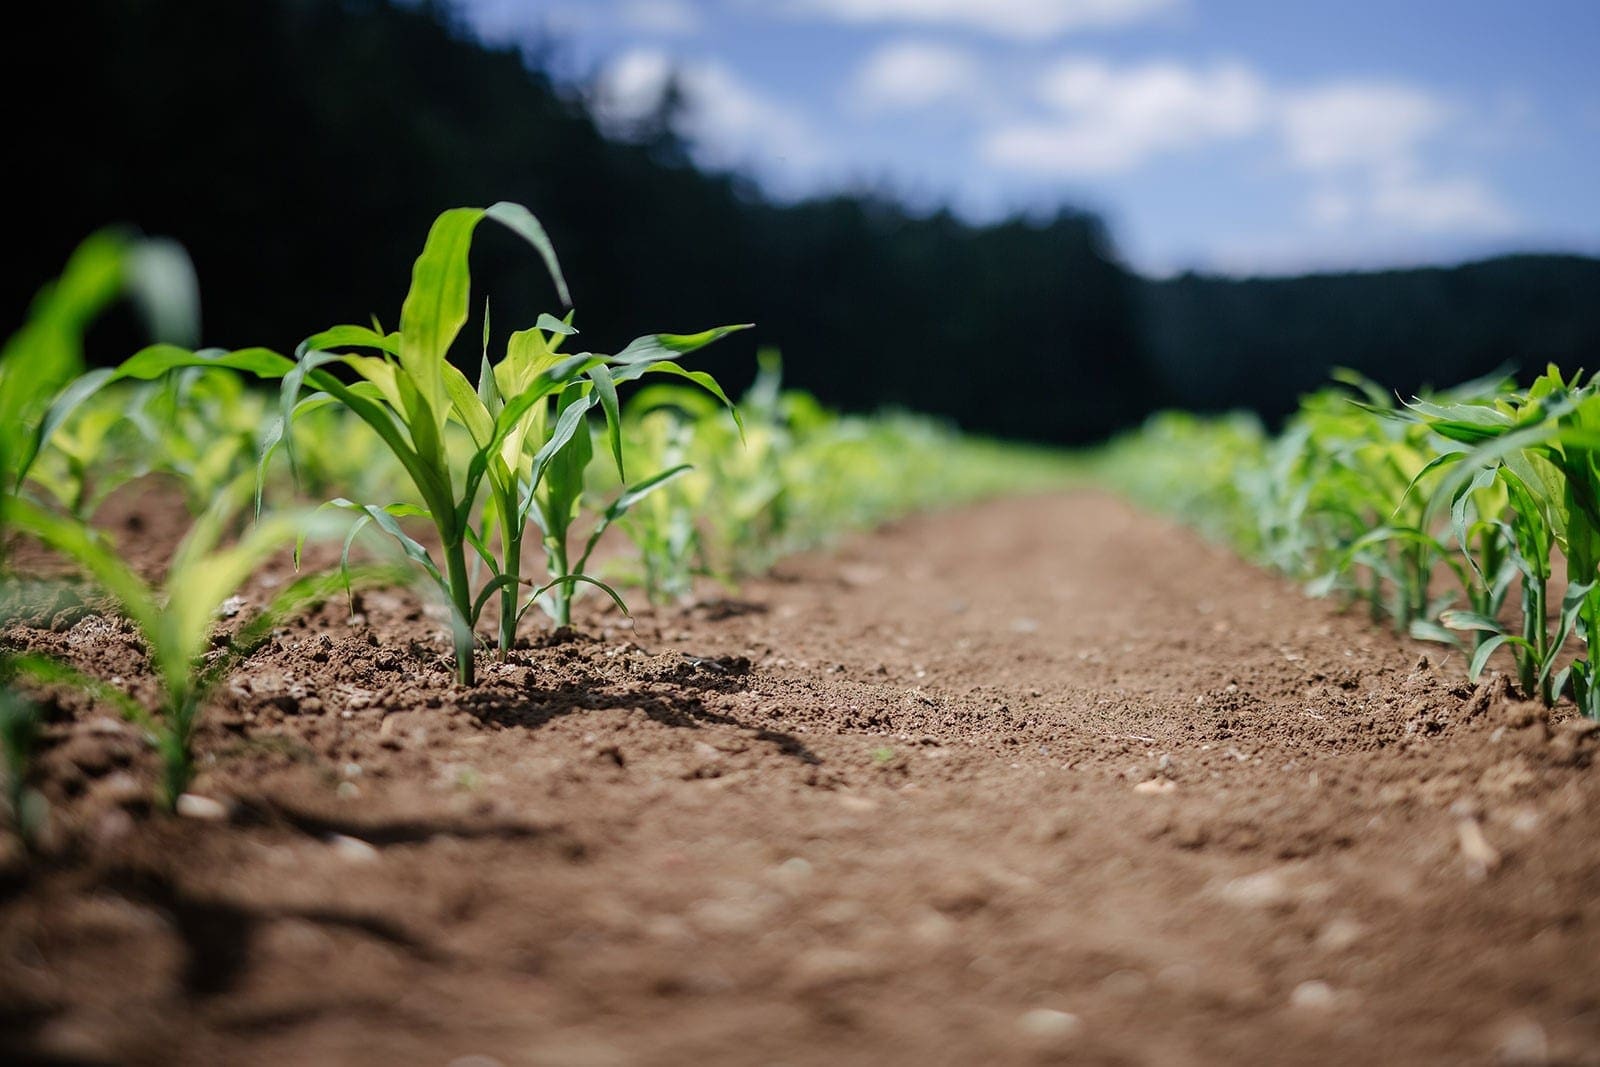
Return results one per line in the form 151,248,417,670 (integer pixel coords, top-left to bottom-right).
459,652,823,767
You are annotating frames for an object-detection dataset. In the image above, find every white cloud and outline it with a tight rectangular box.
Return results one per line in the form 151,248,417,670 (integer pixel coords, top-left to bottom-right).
595,48,824,180
790,0,1180,40
853,41,985,113
616,0,702,35
1336,166,1514,233
1279,83,1445,172
1279,83,1514,234
982,58,1266,174
968,55,1514,238
594,49,679,121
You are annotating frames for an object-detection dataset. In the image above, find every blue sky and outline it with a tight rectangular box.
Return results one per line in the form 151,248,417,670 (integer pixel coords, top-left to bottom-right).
454,0,1600,276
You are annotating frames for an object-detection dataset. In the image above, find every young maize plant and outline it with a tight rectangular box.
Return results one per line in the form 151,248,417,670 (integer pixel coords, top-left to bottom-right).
614,387,717,603
1284,376,1461,631
1,483,369,808
28,370,273,520
24,385,147,520
285,403,411,507
134,367,273,512
0,230,197,539
281,203,744,684
0,231,197,837
1404,367,1600,714
1094,411,1273,556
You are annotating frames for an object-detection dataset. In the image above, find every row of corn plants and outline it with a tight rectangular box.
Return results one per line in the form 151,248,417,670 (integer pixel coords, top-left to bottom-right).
0,207,1075,842
1096,367,1600,719
0,203,746,833
608,351,1076,602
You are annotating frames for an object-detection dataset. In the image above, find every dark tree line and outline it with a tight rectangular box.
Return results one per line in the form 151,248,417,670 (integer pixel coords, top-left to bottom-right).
7,0,1598,443
1144,256,1600,422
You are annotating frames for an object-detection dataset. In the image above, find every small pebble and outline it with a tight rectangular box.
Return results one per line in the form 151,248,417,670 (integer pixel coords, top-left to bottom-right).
1290,980,1336,1010
1216,869,1291,909
1316,917,1364,953
92,808,135,846
1017,1008,1082,1041
175,794,229,821
1100,969,1149,998
1133,778,1176,795
773,857,814,889
1493,1017,1549,1064
97,772,145,808
327,834,380,864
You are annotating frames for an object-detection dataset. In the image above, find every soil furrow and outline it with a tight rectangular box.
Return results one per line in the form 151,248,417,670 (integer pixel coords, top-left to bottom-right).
2,490,1596,1065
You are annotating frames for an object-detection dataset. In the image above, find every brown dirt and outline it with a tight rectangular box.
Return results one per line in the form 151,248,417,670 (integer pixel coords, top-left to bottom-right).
1,489,1597,1066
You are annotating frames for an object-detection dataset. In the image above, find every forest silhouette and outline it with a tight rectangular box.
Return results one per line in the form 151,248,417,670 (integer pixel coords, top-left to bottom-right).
9,0,1599,443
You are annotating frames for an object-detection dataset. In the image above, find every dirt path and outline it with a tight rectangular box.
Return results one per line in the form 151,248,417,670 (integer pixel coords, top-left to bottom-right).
3,490,1597,1066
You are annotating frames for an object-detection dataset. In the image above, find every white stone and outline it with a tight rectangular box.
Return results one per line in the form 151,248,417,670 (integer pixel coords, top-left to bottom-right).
1017,1009,1082,1040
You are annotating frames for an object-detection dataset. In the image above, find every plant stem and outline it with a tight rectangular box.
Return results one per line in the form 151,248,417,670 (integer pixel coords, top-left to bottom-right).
498,526,522,655
1582,591,1600,719
1522,575,1547,702
158,699,197,810
444,538,476,686
548,535,571,628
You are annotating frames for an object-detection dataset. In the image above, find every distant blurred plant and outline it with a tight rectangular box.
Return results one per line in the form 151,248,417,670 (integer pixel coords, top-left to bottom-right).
3,482,370,808
1098,364,1600,718
0,230,197,538
0,688,44,846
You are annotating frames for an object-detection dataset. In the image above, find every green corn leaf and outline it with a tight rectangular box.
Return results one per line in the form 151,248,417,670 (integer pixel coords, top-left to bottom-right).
590,363,624,480
1409,619,1463,649
527,390,595,502
398,206,488,433
441,360,495,448
1439,610,1505,634
612,360,744,436
574,463,694,575
113,344,295,381
462,522,502,574
536,313,577,336
1468,634,1511,682
341,355,409,414
301,324,400,356
1539,580,1595,695
484,202,571,307
123,237,200,349
516,573,631,627
322,499,444,590
0,231,128,465
158,505,337,700
397,204,573,437
613,324,752,364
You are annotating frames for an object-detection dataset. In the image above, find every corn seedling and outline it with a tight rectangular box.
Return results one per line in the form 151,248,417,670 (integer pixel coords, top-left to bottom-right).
25,385,147,519
1401,367,1600,713
614,390,712,603
282,204,744,683
1,483,369,807
0,231,196,537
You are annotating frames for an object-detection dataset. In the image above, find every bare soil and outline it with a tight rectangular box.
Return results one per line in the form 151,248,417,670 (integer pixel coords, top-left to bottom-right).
1,490,1597,1066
